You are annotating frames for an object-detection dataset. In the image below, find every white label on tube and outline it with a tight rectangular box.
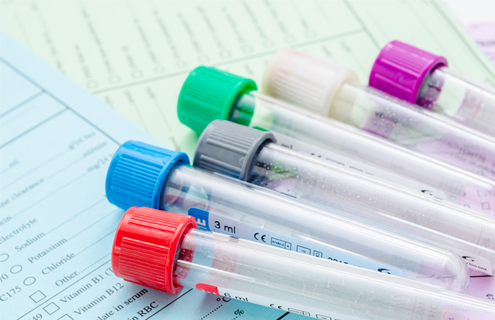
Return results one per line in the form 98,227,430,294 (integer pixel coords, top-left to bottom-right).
188,208,406,278
215,286,357,320
347,94,378,129
195,285,489,320
435,76,466,116
273,133,448,202
251,100,275,131
462,255,493,276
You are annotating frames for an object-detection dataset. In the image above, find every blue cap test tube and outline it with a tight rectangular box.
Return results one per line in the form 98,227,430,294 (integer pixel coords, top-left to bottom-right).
105,141,470,290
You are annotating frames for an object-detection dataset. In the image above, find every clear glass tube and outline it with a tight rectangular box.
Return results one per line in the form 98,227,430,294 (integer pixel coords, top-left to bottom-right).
175,229,495,320
232,92,495,215
160,165,469,290
246,142,495,270
418,67,495,137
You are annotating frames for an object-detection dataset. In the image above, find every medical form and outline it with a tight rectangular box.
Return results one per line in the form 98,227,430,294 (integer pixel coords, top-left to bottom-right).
0,33,296,320
2,0,494,157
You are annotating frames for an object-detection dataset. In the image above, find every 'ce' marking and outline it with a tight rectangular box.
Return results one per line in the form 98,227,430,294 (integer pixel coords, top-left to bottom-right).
270,304,284,310
254,233,266,242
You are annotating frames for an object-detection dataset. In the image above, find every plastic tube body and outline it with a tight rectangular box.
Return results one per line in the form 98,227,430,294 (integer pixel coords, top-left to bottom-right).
232,92,495,215
247,142,495,271
329,81,495,180
417,67,495,137
176,229,495,320
160,165,469,289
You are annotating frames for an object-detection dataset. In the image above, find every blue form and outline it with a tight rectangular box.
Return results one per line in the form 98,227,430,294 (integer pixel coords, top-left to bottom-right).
0,32,302,320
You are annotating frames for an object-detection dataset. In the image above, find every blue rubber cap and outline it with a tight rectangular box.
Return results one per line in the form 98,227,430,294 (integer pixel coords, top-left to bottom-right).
105,141,190,210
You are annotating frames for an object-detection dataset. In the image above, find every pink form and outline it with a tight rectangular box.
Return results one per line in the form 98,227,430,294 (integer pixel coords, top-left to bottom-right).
468,23,495,64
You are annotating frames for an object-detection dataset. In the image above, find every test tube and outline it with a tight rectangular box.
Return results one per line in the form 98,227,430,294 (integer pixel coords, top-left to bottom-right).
370,40,495,138
177,66,495,215
112,207,495,320
105,141,470,290
260,49,495,181
194,119,495,276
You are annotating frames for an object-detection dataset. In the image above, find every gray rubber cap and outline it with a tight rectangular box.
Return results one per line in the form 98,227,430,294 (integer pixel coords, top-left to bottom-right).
194,120,276,181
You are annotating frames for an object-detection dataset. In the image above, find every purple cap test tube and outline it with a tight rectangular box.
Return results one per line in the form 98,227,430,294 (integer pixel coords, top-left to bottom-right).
370,40,495,138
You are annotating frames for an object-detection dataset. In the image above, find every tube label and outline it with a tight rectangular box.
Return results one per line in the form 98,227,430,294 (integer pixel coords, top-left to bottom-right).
358,96,495,181
196,283,358,320
188,208,405,277
272,133,449,202
462,255,493,276
196,283,494,320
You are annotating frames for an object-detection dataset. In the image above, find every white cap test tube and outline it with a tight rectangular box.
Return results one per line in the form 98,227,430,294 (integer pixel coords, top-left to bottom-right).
177,66,495,216
262,48,495,182
105,141,470,290
111,207,495,320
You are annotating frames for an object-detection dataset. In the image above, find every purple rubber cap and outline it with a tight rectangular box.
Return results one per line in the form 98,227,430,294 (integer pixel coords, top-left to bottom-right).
369,40,448,104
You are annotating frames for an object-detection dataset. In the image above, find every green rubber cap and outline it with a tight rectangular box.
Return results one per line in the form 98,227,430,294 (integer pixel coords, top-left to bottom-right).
177,66,257,134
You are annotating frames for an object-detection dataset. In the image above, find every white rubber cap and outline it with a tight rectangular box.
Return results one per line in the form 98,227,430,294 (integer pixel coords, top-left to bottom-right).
261,48,358,116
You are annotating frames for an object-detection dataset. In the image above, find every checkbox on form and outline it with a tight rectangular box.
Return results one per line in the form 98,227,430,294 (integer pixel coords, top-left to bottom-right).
44,302,60,315
29,291,46,303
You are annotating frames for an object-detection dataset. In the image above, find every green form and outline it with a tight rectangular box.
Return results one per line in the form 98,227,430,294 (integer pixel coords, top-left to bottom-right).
1,0,493,158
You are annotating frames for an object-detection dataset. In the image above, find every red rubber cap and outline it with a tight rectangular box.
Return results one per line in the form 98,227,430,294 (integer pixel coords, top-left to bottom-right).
111,207,197,294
